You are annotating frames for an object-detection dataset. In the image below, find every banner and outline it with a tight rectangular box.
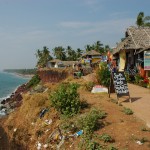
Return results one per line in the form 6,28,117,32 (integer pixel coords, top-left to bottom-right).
144,50,150,70
119,50,126,71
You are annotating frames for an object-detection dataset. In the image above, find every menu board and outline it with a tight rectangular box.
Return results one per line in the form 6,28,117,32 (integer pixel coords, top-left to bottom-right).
112,72,129,97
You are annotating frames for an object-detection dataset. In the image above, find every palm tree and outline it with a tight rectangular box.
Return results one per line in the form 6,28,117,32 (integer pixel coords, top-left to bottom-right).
53,46,66,60
76,48,83,59
93,41,104,54
35,46,52,68
66,46,73,60
85,44,92,52
136,12,150,27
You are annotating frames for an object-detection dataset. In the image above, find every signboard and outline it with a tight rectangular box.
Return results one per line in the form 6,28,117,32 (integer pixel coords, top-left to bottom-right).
144,50,150,70
112,72,129,97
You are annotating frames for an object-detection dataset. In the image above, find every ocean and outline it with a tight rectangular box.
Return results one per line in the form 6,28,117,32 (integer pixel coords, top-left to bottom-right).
0,71,29,102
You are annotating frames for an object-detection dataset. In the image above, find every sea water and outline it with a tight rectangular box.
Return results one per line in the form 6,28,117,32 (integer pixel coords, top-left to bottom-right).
0,71,29,102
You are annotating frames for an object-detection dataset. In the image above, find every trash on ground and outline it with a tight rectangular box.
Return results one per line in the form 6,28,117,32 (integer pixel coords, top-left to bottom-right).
74,130,83,137
57,136,65,150
43,144,48,148
14,128,17,132
36,141,42,150
136,140,143,145
39,108,48,118
91,85,108,93
44,119,52,125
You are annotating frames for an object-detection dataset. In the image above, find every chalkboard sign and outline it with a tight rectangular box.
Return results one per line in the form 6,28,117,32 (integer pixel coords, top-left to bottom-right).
112,72,129,97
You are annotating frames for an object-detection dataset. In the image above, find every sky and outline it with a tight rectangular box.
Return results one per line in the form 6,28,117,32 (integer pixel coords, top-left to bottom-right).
0,0,149,70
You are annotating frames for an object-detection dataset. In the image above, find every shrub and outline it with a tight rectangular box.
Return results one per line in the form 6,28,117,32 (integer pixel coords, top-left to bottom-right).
79,139,102,150
99,133,113,143
96,62,110,87
26,74,41,88
122,107,133,115
108,145,118,150
135,74,143,84
50,83,81,117
85,82,95,91
77,108,106,136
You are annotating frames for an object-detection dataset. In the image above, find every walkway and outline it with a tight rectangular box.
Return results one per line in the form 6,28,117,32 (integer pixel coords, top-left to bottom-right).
111,83,150,128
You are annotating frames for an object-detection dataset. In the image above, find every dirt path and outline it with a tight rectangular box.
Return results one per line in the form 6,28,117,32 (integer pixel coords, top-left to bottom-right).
80,90,150,150
110,83,150,128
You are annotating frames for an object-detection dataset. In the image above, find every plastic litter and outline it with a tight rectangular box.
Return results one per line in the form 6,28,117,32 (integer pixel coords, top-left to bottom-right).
36,141,42,150
136,141,143,145
43,144,48,148
74,130,83,137
44,119,52,125
57,136,65,150
14,128,17,132
39,108,48,118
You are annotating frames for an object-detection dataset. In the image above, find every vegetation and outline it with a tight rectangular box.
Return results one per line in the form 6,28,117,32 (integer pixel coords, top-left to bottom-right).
50,83,81,117
36,46,53,68
85,41,111,54
122,107,133,115
52,46,66,61
99,133,113,143
77,108,106,136
85,81,95,91
26,74,41,88
136,12,150,27
96,62,111,87
77,108,107,150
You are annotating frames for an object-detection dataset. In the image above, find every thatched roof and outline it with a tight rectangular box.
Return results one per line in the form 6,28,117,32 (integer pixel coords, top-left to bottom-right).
82,50,101,57
62,61,78,66
49,59,61,63
49,59,78,66
113,26,150,54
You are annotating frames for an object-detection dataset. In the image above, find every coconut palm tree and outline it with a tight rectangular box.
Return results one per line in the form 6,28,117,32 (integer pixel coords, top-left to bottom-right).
76,48,83,59
136,12,150,27
93,41,104,54
35,46,53,68
53,46,66,60
85,44,92,52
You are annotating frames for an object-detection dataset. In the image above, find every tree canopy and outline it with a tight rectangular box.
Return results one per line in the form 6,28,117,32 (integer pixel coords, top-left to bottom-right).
35,46,53,68
136,12,150,27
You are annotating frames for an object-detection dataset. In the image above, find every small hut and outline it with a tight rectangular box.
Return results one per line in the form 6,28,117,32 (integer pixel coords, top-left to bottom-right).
113,26,150,77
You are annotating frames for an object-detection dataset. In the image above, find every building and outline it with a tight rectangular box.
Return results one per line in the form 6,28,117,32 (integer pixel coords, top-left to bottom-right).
81,50,102,64
113,26,150,77
47,59,78,68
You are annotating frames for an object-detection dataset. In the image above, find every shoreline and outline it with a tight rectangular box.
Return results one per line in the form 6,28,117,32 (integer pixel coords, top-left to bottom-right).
1,70,34,79
0,71,30,103
14,73,34,79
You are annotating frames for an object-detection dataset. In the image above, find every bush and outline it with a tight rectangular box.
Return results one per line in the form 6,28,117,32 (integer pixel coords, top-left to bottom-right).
135,74,143,84
85,82,95,91
99,133,113,143
122,107,133,115
96,62,110,87
26,74,41,88
79,139,102,150
77,108,106,136
50,83,81,117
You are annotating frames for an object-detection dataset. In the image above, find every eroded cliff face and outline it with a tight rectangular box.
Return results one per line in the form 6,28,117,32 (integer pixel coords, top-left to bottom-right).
37,69,70,83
